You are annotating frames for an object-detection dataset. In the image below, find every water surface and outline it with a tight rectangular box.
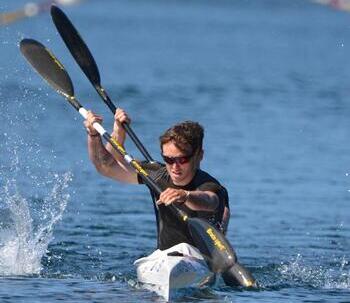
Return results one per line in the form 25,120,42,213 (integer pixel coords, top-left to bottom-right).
0,0,349,302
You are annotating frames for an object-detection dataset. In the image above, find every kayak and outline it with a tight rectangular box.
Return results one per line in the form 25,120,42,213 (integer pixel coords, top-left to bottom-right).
134,243,215,301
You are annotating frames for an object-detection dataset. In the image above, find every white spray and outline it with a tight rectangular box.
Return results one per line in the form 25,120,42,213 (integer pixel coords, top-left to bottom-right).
0,172,72,276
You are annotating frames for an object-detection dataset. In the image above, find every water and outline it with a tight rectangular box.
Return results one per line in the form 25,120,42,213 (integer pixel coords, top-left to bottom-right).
0,0,349,302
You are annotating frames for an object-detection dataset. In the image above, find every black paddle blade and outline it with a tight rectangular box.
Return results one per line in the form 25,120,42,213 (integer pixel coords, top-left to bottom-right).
51,5,101,86
187,217,237,273
20,38,74,98
222,262,257,288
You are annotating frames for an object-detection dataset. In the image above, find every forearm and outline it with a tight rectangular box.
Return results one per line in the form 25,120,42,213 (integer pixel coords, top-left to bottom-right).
87,134,138,183
88,135,116,174
84,109,137,182
185,190,219,212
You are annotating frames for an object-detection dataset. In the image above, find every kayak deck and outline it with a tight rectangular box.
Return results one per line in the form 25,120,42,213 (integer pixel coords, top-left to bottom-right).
134,243,215,300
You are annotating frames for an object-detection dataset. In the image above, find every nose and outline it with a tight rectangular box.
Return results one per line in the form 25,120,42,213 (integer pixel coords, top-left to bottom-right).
172,161,181,168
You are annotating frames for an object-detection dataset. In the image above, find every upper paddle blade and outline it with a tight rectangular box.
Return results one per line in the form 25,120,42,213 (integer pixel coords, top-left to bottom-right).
20,38,74,97
51,5,101,86
187,217,237,273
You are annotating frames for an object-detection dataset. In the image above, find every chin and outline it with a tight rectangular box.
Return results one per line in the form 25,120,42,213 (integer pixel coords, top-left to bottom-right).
171,175,182,182
171,174,183,184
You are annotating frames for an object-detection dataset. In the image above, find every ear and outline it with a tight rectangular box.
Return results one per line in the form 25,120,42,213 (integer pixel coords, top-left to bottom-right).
194,149,204,169
198,149,204,161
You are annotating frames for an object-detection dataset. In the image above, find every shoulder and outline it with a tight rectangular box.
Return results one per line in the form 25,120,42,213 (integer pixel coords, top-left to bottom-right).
141,161,165,171
194,169,222,187
137,161,168,184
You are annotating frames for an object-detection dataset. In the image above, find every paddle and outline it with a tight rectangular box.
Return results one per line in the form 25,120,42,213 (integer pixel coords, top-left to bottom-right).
50,5,153,162
19,38,238,273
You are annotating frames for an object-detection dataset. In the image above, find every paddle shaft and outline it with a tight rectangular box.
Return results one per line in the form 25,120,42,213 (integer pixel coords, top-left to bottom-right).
95,85,154,162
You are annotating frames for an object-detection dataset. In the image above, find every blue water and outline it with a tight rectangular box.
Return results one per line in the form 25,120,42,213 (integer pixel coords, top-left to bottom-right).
1,0,349,302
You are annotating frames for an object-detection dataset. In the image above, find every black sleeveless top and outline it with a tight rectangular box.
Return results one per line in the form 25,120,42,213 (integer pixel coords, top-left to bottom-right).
138,161,229,250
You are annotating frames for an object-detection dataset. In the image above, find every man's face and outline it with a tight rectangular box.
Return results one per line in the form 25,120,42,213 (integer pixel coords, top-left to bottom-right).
161,141,202,186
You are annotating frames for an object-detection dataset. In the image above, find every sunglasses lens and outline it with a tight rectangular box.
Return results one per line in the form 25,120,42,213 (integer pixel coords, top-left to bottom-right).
178,157,189,164
162,155,191,165
163,156,175,165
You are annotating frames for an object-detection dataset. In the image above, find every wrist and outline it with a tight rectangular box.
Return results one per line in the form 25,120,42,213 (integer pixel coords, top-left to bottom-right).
183,190,190,204
86,129,99,137
111,129,126,142
112,127,124,136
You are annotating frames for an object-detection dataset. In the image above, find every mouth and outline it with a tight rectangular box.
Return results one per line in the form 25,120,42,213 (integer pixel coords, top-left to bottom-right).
171,170,182,177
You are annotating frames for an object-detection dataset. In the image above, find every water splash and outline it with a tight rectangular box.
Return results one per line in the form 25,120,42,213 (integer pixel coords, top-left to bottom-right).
324,257,350,289
0,172,72,276
279,254,350,290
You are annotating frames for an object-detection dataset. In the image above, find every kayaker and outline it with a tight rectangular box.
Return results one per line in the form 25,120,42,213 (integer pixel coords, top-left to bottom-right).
84,108,255,287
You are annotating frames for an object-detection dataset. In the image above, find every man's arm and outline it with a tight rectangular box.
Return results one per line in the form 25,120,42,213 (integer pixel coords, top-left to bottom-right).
157,188,219,212
84,110,138,184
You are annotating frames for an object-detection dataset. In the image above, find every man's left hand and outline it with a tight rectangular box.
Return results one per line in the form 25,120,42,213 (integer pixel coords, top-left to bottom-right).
156,188,188,206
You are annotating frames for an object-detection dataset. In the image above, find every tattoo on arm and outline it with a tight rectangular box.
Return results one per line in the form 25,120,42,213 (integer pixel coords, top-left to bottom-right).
98,152,115,166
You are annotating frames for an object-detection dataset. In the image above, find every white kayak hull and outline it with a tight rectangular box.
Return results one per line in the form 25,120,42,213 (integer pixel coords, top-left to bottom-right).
134,243,214,301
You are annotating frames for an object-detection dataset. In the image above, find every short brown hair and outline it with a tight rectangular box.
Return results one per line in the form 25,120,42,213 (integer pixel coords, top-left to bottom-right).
160,121,204,155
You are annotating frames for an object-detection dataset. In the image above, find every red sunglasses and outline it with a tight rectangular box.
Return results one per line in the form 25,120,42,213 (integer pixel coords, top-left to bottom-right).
161,154,193,165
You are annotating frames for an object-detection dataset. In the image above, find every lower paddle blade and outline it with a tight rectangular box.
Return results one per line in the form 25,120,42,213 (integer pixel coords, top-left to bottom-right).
222,262,257,288
20,38,74,97
187,217,237,273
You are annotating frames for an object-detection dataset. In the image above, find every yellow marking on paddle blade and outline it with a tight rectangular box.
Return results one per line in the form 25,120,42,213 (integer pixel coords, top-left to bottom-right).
46,48,65,71
97,86,107,97
206,228,226,251
238,270,254,287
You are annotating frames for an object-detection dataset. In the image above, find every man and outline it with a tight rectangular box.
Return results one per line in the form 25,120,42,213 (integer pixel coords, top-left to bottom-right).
84,108,255,287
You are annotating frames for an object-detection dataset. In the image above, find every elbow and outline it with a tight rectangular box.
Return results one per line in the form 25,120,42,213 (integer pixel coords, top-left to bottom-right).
186,191,219,212
93,161,112,178
208,192,220,211
92,159,109,177
89,152,116,178
94,163,106,176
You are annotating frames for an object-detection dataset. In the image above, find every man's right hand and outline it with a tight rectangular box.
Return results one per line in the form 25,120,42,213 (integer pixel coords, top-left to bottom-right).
111,108,131,143
84,111,103,136
113,108,131,130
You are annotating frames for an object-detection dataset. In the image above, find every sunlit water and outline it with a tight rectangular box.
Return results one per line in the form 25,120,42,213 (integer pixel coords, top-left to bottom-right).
0,0,349,302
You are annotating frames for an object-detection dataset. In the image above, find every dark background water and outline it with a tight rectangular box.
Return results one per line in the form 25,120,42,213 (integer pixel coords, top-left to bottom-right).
0,0,349,302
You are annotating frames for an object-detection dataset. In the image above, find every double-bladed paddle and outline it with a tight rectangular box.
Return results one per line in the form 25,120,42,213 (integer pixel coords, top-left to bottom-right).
50,5,153,162
19,38,237,273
